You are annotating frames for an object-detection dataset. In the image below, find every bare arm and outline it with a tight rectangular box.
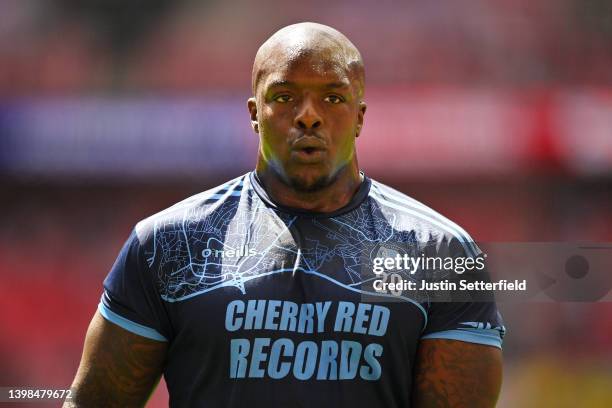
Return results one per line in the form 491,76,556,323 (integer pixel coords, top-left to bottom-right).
412,339,502,408
64,311,168,408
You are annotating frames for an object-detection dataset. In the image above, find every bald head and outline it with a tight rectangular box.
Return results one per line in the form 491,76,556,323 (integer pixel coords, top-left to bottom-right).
252,22,365,98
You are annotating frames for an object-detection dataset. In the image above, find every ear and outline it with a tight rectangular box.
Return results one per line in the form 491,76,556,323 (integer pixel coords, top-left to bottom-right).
247,97,259,134
356,101,367,138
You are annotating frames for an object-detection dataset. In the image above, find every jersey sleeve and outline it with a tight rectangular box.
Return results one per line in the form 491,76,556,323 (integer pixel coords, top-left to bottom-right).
98,227,171,342
420,236,506,349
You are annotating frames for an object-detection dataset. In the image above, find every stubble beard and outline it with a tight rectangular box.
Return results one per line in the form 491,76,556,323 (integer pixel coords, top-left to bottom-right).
277,165,345,193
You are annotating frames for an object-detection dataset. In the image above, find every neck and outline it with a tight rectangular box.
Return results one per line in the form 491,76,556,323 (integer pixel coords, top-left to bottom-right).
255,161,363,213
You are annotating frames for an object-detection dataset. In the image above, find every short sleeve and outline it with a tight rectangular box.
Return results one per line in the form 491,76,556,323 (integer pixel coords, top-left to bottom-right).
420,237,506,349
99,227,171,342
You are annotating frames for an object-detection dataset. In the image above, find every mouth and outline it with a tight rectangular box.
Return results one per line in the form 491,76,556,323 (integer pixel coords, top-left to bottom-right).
291,147,326,162
301,146,320,154
290,137,327,163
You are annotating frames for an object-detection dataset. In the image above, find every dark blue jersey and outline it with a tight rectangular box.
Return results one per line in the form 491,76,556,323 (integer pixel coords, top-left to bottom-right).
100,172,505,407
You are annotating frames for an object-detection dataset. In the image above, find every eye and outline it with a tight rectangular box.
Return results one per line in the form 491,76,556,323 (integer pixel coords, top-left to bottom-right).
324,94,344,104
274,94,293,103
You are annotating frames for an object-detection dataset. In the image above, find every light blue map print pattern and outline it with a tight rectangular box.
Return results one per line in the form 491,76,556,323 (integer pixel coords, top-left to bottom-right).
141,177,458,310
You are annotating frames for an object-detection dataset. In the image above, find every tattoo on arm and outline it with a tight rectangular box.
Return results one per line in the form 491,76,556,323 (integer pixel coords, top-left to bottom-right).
412,339,502,408
64,311,168,408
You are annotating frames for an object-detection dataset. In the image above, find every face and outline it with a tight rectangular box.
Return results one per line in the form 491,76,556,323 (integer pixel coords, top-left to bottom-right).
249,50,366,192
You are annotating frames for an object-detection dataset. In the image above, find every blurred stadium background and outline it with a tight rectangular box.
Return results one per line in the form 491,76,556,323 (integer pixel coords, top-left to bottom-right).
0,1,611,407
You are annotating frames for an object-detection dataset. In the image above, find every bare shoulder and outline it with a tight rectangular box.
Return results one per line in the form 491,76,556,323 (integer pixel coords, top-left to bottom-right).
412,339,503,408
64,311,168,408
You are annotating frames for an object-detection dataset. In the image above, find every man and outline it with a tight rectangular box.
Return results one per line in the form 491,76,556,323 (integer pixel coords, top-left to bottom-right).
67,22,504,407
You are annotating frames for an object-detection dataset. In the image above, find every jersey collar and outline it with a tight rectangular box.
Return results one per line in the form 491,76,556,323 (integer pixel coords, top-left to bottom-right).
249,171,371,218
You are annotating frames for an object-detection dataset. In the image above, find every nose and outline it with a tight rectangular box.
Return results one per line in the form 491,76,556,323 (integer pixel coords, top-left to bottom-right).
294,96,322,130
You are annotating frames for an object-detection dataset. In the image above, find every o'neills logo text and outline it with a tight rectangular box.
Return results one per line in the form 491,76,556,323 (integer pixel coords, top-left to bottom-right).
202,245,257,259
